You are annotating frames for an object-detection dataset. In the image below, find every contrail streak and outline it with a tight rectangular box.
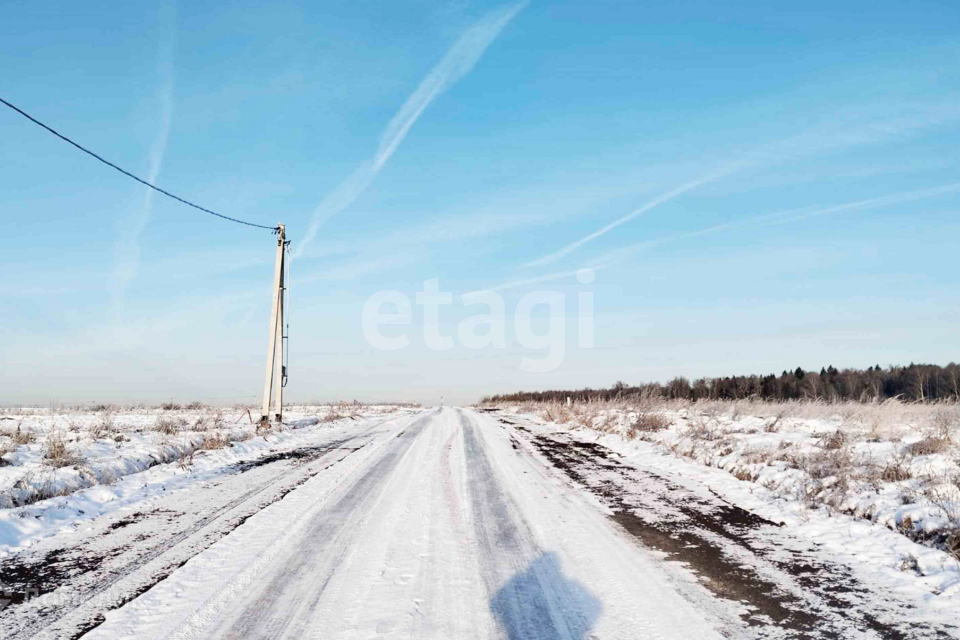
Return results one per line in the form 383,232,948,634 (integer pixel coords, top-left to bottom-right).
473,181,960,297
524,102,960,269
522,164,743,268
596,181,960,268
462,267,587,298
293,1,527,259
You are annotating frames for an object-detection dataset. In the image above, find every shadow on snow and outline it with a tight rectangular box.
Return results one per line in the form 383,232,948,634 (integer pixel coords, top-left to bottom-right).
490,551,602,640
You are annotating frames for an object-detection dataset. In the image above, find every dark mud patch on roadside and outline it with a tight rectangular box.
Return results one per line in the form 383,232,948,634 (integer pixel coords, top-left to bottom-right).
2,439,372,638
526,432,949,640
0,505,184,609
68,612,106,640
108,513,140,530
232,437,355,472
0,546,127,608
609,509,826,635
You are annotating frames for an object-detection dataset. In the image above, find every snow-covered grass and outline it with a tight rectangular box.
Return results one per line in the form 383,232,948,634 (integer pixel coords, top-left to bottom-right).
0,402,417,509
490,398,960,564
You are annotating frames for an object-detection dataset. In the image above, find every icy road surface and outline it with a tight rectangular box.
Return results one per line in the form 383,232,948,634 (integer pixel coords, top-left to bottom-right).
4,408,953,639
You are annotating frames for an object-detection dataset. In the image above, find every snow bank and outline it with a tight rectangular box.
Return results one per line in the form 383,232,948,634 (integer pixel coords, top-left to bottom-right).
0,404,415,552
498,400,960,601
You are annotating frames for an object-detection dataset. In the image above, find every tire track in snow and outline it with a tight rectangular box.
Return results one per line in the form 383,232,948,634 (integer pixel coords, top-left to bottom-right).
7,426,387,640
206,411,436,638
81,408,743,639
458,409,598,640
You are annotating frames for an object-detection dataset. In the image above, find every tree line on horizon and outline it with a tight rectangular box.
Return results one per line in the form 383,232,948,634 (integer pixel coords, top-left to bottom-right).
483,363,960,404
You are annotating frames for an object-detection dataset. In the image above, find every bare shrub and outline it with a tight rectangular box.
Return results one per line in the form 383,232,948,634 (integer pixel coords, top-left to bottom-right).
802,447,852,481
200,431,229,450
543,404,561,423
907,437,951,457
0,438,15,463
817,429,848,450
880,462,913,482
625,413,669,438
177,450,194,470
925,473,960,536
729,402,743,421
895,553,921,574
732,467,757,482
930,406,960,439
2,421,37,445
687,415,722,441
740,446,775,466
44,428,84,468
189,417,208,432
184,401,204,410
90,411,116,440
16,426,36,445
161,402,181,411
896,518,914,539
947,532,960,561
154,416,185,435
881,450,913,482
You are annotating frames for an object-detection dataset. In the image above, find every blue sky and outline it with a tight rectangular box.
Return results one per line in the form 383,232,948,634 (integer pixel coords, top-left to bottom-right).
1,0,958,405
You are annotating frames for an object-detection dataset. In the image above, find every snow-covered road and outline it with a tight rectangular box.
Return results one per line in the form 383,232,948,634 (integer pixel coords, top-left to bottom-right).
4,407,953,638
78,407,726,639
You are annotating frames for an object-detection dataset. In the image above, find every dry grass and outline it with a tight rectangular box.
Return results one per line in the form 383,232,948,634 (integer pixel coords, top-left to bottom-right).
686,415,723,441
498,396,960,557
931,406,960,438
627,413,670,436
496,396,960,442
0,403,416,510
817,430,848,450
948,532,960,561
89,411,117,440
0,439,16,463
907,437,952,456
44,427,84,468
153,416,186,436
199,431,230,450
0,421,37,447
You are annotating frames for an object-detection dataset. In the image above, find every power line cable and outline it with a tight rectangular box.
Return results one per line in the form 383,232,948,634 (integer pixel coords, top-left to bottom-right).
0,96,278,231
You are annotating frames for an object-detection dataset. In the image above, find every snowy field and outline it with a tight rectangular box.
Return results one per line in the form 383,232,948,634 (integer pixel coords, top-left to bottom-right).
2,402,958,638
0,402,417,553
490,399,960,607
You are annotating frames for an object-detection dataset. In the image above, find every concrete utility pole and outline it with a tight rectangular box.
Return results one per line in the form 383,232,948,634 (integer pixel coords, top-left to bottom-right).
261,223,288,425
